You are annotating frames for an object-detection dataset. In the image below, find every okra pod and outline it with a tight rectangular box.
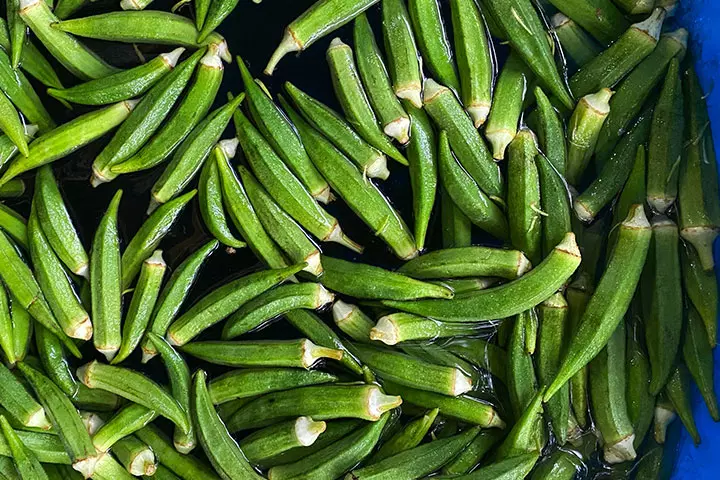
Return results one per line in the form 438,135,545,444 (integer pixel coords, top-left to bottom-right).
35,324,78,397
445,338,507,383
0,50,54,132
626,316,654,449
0,362,49,430
440,187,472,248
371,312,480,345
0,287,13,366
683,306,719,421
71,384,121,413
565,89,613,186
681,243,717,347
551,13,602,70
547,0,628,45
0,19,61,90
537,152,573,257
0,416,48,480
208,368,337,405
0,204,26,250
530,450,582,480
508,309,540,421
113,436,156,477
451,452,539,480
0,429,69,465
535,87,567,176
399,247,529,280
196,0,239,42
368,408,438,464
0,93,28,158
332,301,373,342
135,424,218,479
92,403,157,453
382,0,422,108
442,429,502,475
239,417,326,465
665,363,700,445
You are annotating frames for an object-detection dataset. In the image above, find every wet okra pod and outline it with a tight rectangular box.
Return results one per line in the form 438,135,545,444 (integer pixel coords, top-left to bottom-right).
0,179,24,198
181,339,343,369
0,427,69,465
0,362,50,430
37,330,78,402
135,424,218,479
546,205,651,400
529,450,583,480
569,9,665,98
682,243,717,347
368,408,438,464
383,232,581,322
166,264,303,346
237,56,331,203
546,0,628,45
0,101,137,187
641,215,683,394
483,0,573,109
0,49,54,132
121,190,195,290
665,363,701,445
382,0,422,108
399,246,530,280
647,58,684,213
424,80,503,202
626,315,654,449
507,129,542,265
537,152,572,257
327,38,407,165
445,338,507,383
208,368,337,405
535,87,567,176
54,11,230,61
91,49,205,185
0,287,14,366
226,384,401,432
442,429,503,476
0,204,26,250
71,385,121,412
18,362,99,477
683,306,719,421
496,389,546,458
354,14,410,144
446,452,540,479
0,415,48,479
508,309,540,421
332,300,374,342
48,48,183,106
238,416,326,465
408,0,459,93
111,436,156,477
264,0,378,75
485,54,534,160
440,187,472,248
565,88,613,186
196,0,240,42
9,296,31,367
551,13,602,70
0,93,29,158
91,403,157,453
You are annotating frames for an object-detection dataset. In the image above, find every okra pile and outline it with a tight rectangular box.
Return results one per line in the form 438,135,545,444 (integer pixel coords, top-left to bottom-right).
0,0,716,478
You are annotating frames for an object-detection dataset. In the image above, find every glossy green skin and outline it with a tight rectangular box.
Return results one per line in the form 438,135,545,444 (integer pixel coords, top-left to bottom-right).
54,0,89,20
368,409,437,464
537,154,572,257
0,92,28,158
445,338,507,383
445,453,539,480
595,34,686,165
535,88,567,176
208,368,337,405
199,148,246,248
140,240,218,360
35,324,78,397
0,179,23,198
197,0,239,42
182,339,336,369
70,385,121,412
399,247,526,280
166,264,302,346
681,243,718,347
438,131,508,240
612,146,646,240
92,404,157,453
553,15,602,70
530,450,582,480
0,204,27,251
18,363,97,468
442,430,503,475
626,318,655,449
683,307,719,421
0,416,48,480
496,389,545,458
112,436,153,476
633,447,663,480
34,166,88,276
546,207,651,400
665,364,700,445
120,190,195,290
92,50,204,181
424,83,503,201
384,233,581,322
440,187,472,248
135,425,219,480
9,296,30,367
547,0,628,45
0,48,54,132
0,102,134,187
574,109,652,222
0,286,13,366
382,0,422,105
508,308,540,421
0,429,69,465
112,55,223,175
238,418,317,464
0,362,45,428
507,130,542,265
48,51,174,105
0,18,63,89
20,0,117,80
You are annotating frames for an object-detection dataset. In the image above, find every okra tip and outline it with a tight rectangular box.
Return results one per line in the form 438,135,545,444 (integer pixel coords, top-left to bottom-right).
468,104,492,129
201,47,224,70
130,449,157,476
328,37,350,52
634,8,666,42
551,12,570,29
369,316,401,345
384,117,411,145
295,416,327,446
555,232,581,259
367,387,402,419
664,28,689,52
332,300,356,324
422,79,447,106
661,0,679,16
161,48,187,68
26,406,52,430
517,253,532,277
302,339,344,368
681,226,718,271
366,156,391,181
19,0,40,11
623,204,650,230
265,28,302,76
653,404,676,444
73,455,100,479
451,369,474,396
582,89,613,115
70,316,93,341
219,138,240,159
604,433,637,464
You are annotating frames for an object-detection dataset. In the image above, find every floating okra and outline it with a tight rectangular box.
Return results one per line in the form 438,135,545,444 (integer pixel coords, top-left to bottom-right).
0,93,28,158
368,408,438,464
399,247,530,280
0,50,54,132
208,368,337,405
91,403,157,453
507,129,542,265
0,203,27,252
497,389,546,459
547,0,628,45
440,187,472,248
626,316,654,450
0,362,50,430
551,13,602,70
382,0,422,108
683,306,719,421
665,364,700,445
565,89,613,186
238,417,326,465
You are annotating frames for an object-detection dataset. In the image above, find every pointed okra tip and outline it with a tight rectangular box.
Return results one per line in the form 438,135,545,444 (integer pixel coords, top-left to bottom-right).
161,48,186,68
634,7,666,41
295,417,326,446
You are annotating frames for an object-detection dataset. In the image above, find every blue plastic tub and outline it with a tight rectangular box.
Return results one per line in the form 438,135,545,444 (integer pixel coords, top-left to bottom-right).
670,1,720,478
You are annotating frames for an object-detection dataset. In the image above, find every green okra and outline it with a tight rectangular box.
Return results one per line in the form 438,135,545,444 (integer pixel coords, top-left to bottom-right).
239,416,326,465
403,100,437,251
354,14,410,144
0,363,49,430
327,38,407,165
483,0,573,109
0,49,54,132
370,313,479,345
535,88,567,177
166,264,303,346
438,131,508,240
0,287,13,366
574,107,652,223
150,95,243,212
382,0,422,108
199,142,246,249
196,0,239,42
508,309,540,420
0,229,79,357
485,54,534,160
35,325,78,397
238,56,330,202
682,243,718,347
0,101,137,187
642,215,683,394
507,129,543,265
9,296,31,369
429,278,498,294
633,446,663,480
445,338,507,383
0,126,37,171
90,191,122,361
683,306,719,421
569,8,664,98
18,363,98,478
70,385,121,412
448,452,539,480
626,316,655,449
594,29,688,165
267,412,390,480
34,166,88,278
537,153,572,257
665,363,700,445
264,0,379,75
496,389,546,459
78,361,190,434
530,450,582,480
113,437,156,477
332,301,373,342
0,429,69,465
546,0,628,45
121,190,195,290
0,19,62,90
612,145,646,236
54,11,230,61
440,187,472,248
368,408,438,464
222,282,334,339
0,180,24,199
443,430,503,475
284,83,389,180
235,108,361,253
110,47,224,176
565,88,613,186
0,416,48,480
320,255,452,301
399,246,530,281
27,210,90,341
551,13,602,70
226,384,401,432
181,339,343,369
208,368,337,405
384,232,581,322
424,80,503,202
0,204,26,251
91,403,157,453
49,48,183,106
678,66,720,271
135,424,219,480
450,0,493,126
546,205,651,401
408,0,459,93
148,465,181,480
349,427,479,479
90,455,139,480
113,251,167,365
239,165,321,275
90,49,205,185
589,322,636,463
20,0,118,80
54,0,89,19
0,93,28,159
5,0,24,71
647,58,684,213
537,293,571,445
